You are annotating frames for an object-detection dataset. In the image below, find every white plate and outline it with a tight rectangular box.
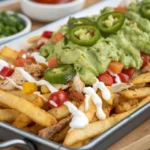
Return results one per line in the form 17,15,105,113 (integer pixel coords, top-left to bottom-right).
0,0,19,6
0,0,122,50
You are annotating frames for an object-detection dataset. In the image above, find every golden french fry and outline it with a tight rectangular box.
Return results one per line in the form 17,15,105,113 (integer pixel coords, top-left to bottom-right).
120,87,150,99
27,35,42,43
8,90,37,102
63,96,150,146
0,102,9,109
48,105,70,120
0,90,57,127
79,97,96,122
0,109,20,122
51,126,70,142
132,72,150,84
13,96,46,128
0,46,18,60
70,139,90,148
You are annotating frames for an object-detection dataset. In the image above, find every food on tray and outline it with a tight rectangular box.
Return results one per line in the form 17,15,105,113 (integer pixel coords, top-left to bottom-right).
0,11,25,38
0,0,150,148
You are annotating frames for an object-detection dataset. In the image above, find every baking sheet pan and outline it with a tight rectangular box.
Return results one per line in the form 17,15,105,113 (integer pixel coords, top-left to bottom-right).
0,0,150,149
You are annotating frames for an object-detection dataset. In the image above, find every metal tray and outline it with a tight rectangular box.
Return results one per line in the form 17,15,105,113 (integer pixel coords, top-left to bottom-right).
0,0,150,149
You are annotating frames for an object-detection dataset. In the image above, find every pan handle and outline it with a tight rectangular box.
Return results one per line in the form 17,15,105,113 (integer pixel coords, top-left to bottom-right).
0,139,35,150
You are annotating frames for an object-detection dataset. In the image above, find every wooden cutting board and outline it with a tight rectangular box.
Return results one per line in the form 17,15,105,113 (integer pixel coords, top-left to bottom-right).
0,1,150,150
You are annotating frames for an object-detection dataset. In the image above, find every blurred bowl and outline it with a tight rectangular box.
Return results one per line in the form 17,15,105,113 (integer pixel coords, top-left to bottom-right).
20,0,86,22
0,11,32,45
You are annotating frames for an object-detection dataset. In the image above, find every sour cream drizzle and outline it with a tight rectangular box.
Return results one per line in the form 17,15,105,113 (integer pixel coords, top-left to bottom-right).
93,79,111,101
16,67,58,93
108,70,121,84
84,94,90,112
31,52,48,65
33,92,48,102
64,101,89,130
83,87,106,120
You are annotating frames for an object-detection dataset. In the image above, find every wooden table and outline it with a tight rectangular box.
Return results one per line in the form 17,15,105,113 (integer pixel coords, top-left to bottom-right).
0,1,150,150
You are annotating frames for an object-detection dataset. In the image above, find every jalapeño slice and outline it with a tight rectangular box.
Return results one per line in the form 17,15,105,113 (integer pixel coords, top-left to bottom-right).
97,12,125,35
44,64,76,84
140,3,150,20
69,25,101,46
68,17,94,28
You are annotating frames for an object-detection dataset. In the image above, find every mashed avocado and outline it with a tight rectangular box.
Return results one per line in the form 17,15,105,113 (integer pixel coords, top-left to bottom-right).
40,1,150,85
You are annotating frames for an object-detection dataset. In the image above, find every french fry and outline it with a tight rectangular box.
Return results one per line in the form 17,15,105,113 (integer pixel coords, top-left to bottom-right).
27,35,42,43
63,96,150,146
120,87,150,99
70,139,90,148
0,109,20,122
0,46,18,60
13,96,46,128
8,90,37,102
51,126,70,142
0,102,9,109
0,90,57,127
48,105,70,120
132,72,150,84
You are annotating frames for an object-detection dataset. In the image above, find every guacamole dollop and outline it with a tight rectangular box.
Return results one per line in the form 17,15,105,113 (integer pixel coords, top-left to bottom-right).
40,1,150,85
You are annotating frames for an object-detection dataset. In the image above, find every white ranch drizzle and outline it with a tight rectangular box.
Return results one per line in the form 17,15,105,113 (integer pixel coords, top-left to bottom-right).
6,77,23,90
93,79,111,101
31,52,48,65
33,92,48,102
49,100,58,107
83,87,106,120
64,101,89,130
108,70,121,84
0,59,9,71
16,67,58,93
84,94,90,112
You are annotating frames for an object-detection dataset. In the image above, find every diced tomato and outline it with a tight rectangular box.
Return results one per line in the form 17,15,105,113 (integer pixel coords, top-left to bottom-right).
17,50,27,59
97,72,113,86
141,52,150,68
114,7,127,12
0,67,14,78
51,32,64,44
122,68,134,79
108,61,124,74
48,91,68,108
42,31,53,39
15,57,36,67
48,57,57,68
118,73,129,83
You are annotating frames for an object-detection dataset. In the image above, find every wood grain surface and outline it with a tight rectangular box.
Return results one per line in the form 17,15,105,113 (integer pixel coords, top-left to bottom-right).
0,0,150,150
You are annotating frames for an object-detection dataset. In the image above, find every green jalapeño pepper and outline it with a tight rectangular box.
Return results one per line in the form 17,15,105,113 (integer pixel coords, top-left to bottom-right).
97,12,125,35
44,64,76,84
68,17,94,28
140,3,150,20
69,25,101,46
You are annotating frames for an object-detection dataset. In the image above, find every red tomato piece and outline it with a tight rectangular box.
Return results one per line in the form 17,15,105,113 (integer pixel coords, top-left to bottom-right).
48,58,57,68
15,58,27,67
118,73,129,83
141,52,150,68
48,91,68,108
0,67,14,78
51,32,64,44
17,50,27,59
97,73,113,86
26,56,36,64
42,31,53,39
122,68,134,79
114,7,127,12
